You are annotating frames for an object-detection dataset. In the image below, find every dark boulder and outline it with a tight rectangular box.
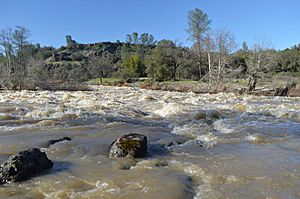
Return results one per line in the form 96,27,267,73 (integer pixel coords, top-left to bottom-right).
109,134,148,158
46,137,71,147
0,148,53,184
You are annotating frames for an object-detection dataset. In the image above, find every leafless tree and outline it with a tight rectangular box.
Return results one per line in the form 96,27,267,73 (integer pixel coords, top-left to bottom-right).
214,29,236,90
88,56,112,84
0,28,14,77
0,26,31,90
13,26,31,90
26,57,47,89
203,33,215,89
245,40,274,91
203,29,236,91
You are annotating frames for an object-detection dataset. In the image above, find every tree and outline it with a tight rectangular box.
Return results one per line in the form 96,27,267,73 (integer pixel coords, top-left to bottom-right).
88,56,113,84
0,28,14,76
11,26,32,90
214,29,236,89
132,32,139,44
203,33,215,89
140,33,149,45
126,32,156,45
121,55,145,81
126,34,132,44
202,29,236,91
146,40,182,81
0,26,33,90
187,8,211,80
13,26,31,87
242,41,249,52
274,48,300,73
147,34,157,45
245,40,274,91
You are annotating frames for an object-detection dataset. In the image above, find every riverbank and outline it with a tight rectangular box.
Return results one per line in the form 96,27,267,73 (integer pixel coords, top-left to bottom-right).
88,76,300,97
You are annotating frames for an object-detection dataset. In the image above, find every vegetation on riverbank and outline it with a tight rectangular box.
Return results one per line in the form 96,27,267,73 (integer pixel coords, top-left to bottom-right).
0,9,299,93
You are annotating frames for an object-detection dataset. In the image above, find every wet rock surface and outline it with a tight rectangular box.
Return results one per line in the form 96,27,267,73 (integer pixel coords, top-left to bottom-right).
0,148,53,184
109,133,148,158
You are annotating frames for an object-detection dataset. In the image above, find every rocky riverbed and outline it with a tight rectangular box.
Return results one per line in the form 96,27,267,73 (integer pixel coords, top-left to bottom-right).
0,85,299,198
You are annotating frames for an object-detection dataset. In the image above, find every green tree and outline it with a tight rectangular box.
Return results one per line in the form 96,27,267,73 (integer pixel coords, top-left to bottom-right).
121,55,145,81
274,48,300,73
140,33,149,45
187,8,211,80
242,41,249,52
132,32,139,44
126,34,132,44
146,40,182,81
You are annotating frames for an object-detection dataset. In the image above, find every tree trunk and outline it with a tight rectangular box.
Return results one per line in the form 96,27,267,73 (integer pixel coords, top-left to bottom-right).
207,51,211,90
248,74,257,91
216,59,221,90
197,41,202,80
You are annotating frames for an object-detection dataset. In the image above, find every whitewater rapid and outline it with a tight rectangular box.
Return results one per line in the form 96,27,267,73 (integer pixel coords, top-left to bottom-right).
0,86,299,198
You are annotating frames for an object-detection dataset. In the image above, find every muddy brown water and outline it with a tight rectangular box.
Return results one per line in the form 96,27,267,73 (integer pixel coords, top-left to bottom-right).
0,86,299,199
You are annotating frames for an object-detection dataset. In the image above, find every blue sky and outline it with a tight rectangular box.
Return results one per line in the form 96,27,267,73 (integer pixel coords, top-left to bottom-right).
0,0,299,50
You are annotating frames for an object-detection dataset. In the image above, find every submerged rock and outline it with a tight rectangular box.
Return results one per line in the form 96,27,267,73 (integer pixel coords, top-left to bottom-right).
0,148,53,184
194,110,223,122
46,137,72,147
109,133,148,158
157,137,188,147
114,158,138,170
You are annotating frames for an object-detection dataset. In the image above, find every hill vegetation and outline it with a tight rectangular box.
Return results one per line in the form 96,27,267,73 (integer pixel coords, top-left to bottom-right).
0,9,299,91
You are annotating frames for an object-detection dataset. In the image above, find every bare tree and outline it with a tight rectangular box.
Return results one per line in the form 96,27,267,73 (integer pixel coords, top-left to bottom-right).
203,29,236,91
0,28,14,77
246,40,274,91
26,57,47,89
203,33,215,89
0,26,32,90
13,26,31,90
88,56,112,84
214,29,236,90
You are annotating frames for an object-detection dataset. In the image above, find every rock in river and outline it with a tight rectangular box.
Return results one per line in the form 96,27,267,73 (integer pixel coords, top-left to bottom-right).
0,148,53,184
46,137,72,147
109,133,148,158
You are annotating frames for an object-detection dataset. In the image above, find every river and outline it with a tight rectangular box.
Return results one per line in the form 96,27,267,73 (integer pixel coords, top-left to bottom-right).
0,86,299,199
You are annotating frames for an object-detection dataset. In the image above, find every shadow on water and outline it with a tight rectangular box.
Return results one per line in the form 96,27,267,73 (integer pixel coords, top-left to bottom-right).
50,161,73,173
147,143,170,157
30,161,73,180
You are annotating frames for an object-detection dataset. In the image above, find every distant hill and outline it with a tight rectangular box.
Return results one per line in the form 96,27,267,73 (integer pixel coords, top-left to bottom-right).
45,41,155,69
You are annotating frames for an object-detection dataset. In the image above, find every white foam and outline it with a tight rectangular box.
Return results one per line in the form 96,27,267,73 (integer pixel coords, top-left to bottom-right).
154,103,182,117
213,119,235,134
